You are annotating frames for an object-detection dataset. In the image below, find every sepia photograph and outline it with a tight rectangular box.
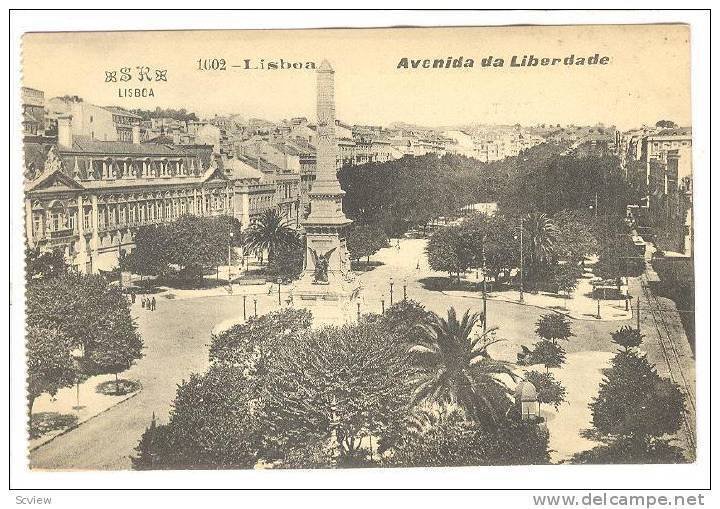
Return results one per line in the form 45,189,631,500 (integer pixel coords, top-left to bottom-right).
8,9,711,499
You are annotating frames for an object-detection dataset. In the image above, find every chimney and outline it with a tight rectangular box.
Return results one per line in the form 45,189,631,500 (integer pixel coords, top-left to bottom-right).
57,115,73,148
132,124,141,144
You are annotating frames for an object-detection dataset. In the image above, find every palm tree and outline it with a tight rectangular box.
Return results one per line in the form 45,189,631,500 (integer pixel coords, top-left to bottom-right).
242,209,300,264
408,307,517,425
524,212,559,287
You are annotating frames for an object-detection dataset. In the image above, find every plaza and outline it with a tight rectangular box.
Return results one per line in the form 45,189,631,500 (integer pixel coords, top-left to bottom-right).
30,234,677,469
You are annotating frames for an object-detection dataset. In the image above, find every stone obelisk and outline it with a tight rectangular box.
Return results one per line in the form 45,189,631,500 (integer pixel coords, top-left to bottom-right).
291,59,357,324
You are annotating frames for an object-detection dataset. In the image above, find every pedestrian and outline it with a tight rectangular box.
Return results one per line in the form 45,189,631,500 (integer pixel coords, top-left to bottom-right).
141,297,146,309
131,290,136,304
151,296,156,311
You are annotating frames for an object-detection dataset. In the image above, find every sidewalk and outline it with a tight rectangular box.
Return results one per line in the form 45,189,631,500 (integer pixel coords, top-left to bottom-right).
444,272,632,322
628,271,696,459
30,374,142,451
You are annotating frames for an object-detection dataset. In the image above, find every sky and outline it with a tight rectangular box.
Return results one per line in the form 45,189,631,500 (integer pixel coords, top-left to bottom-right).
22,25,691,130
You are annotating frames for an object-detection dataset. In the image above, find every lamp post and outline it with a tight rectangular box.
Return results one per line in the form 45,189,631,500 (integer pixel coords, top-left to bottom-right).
254,298,258,317
596,289,602,319
381,293,386,314
482,237,488,333
389,277,394,306
403,278,407,301
243,294,247,321
357,301,361,321
519,217,524,303
277,278,282,306
228,231,234,284
514,218,524,303
70,345,85,411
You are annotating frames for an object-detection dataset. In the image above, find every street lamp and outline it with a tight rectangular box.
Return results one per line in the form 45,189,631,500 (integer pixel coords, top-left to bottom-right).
243,294,247,321
357,301,361,321
70,345,85,411
277,278,282,306
403,278,407,301
514,218,524,303
389,277,394,306
253,298,258,317
228,231,234,283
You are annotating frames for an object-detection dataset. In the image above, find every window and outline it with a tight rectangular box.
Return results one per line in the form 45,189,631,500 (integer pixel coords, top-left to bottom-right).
49,211,62,231
68,211,76,232
33,213,42,237
119,205,126,225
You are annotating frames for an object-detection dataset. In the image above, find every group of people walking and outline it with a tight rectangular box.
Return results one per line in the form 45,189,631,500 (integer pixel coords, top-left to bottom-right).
141,295,157,311
127,290,157,311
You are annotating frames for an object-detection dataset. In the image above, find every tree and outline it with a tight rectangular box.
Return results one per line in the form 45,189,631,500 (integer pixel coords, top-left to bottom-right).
345,224,388,265
120,223,171,277
591,350,685,440
578,348,687,463
611,325,643,352
525,340,566,373
387,405,550,467
655,120,678,129
426,226,473,282
168,215,242,278
409,307,516,425
535,313,574,343
25,247,68,282
133,364,267,469
243,209,300,265
523,212,559,288
572,436,686,464
132,415,170,470
26,326,77,419
267,241,304,281
263,321,414,467
375,299,433,347
553,209,599,264
126,215,242,282
26,273,143,383
550,262,582,298
523,370,567,411
87,330,144,395
209,308,312,369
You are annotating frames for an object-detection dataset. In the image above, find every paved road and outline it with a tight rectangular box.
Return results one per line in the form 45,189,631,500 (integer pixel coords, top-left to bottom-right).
31,238,631,469
29,292,279,470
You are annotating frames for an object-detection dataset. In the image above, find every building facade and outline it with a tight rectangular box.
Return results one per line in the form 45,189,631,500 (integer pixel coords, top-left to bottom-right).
25,117,233,274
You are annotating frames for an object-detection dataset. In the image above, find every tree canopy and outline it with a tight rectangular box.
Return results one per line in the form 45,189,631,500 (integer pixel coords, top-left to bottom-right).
26,272,143,379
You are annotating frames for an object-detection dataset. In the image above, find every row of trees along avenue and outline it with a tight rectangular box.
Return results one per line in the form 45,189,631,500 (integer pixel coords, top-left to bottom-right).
25,248,144,427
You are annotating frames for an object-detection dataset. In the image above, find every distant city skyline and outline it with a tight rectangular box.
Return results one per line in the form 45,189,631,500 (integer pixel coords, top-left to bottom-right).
23,25,691,130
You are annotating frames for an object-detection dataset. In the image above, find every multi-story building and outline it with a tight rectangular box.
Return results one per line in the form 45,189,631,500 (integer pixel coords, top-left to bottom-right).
618,125,693,256
24,113,234,274
22,87,46,136
223,157,277,227
46,96,147,143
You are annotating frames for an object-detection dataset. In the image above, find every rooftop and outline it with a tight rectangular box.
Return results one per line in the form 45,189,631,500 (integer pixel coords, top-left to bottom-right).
63,136,199,156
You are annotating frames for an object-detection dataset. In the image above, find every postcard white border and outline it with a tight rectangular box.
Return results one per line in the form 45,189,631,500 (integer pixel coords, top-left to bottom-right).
6,7,712,497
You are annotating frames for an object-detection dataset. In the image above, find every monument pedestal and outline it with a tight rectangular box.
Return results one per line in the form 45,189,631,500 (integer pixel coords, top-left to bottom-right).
291,272,359,325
